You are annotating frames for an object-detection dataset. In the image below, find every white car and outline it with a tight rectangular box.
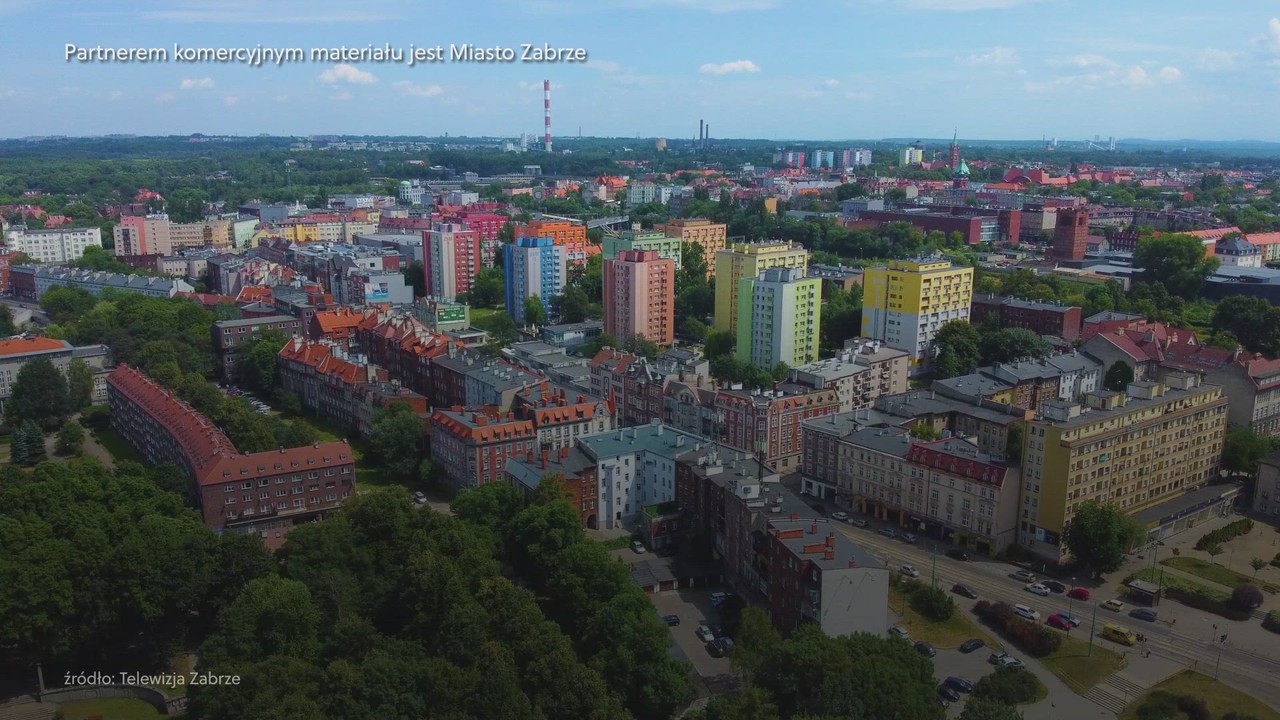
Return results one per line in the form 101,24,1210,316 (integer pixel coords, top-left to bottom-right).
890,626,910,640
900,565,921,578
1025,582,1050,597
831,511,849,522
998,655,1025,669
1013,604,1040,621
696,624,715,643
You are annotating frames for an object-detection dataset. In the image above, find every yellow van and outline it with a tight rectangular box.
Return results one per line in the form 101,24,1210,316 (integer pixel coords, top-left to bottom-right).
1103,623,1137,646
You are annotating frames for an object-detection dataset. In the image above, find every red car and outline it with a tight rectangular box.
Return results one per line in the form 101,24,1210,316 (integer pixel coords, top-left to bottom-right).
1067,587,1090,601
1046,614,1072,630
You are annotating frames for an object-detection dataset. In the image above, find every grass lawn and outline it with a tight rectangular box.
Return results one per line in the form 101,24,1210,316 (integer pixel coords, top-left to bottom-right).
1118,670,1280,720
889,588,998,649
1039,632,1126,695
597,535,634,550
60,698,170,720
470,306,502,327
1162,556,1278,593
93,428,144,463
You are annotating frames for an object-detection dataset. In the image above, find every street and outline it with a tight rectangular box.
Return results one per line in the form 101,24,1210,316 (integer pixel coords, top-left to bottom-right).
829,515,1280,711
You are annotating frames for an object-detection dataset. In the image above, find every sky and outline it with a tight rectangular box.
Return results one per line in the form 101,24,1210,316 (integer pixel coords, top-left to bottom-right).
3,0,1280,142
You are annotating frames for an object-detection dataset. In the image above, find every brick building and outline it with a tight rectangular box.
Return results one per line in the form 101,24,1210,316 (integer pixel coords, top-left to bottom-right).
1051,207,1089,261
970,294,1082,342
211,315,303,377
106,364,355,550
506,445,600,528
715,386,841,472
430,408,539,493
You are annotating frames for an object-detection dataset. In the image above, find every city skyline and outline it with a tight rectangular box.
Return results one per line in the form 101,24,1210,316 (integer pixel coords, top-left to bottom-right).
4,0,1280,141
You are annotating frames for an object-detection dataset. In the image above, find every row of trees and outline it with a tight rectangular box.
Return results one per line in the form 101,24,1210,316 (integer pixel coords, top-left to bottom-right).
4,355,94,429
930,319,1053,380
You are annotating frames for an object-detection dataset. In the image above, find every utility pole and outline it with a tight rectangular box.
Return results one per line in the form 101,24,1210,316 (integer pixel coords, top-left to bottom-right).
1088,601,1099,656
931,544,938,589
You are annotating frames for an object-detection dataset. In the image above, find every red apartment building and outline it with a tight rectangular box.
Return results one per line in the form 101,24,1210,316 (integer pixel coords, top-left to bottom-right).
514,384,615,452
715,387,840,472
449,209,508,268
358,312,457,397
309,307,373,350
854,206,1021,245
589,348,668,427
106,365,355,551
429,407,538,493
970,294,1082,342
423,222,482,301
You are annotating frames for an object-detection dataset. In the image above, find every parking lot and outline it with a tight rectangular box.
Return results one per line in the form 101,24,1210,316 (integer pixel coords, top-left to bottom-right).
650,588,735,677
929,646,1003,717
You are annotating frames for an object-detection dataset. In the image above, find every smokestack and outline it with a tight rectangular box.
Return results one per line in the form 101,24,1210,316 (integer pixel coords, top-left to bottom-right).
543,80,552,153
705,124,710,149
699,119,704,148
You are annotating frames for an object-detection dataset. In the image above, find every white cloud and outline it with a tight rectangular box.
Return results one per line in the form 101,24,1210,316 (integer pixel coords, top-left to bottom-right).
1156,66,1183,82
1198,48,1236,71
1122,65,1149,85
698,59,759,75
1258,17,1280,55
223,96,239,106
317,63,377,84
1059,54,1117,69
588,59,623,74
107,90,123,100
899,0,1042,10
823,78,840,87
958,46,1020,66
329,90,352,101
179,77,214,90
844,90,873,102
1121,65,1182,86
392,81,443,98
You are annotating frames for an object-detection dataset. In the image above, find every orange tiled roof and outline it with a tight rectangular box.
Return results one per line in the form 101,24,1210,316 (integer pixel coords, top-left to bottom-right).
0,336,69,356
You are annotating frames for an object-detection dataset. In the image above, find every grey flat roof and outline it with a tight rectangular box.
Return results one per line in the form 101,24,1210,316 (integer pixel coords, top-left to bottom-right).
1036,383,1221,431
214,315,299,328
581,422,703,460
769,517,885,572
1131,483,1243,526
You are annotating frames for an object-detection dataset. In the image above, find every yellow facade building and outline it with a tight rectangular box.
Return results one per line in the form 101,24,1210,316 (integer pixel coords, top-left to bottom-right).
861,258,973,361
658,218,727,277
713,241,809,334
1019,375,1227,561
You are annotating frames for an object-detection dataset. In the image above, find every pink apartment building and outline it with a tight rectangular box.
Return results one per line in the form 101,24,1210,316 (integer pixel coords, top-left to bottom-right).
603,249,674,346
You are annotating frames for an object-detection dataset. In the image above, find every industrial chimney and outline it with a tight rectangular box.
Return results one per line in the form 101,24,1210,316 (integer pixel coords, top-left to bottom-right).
543,80,553,153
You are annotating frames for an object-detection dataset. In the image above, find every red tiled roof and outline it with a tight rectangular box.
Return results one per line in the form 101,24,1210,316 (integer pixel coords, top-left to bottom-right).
907,441,1008,487
0,336,69,356
313,307,369,334
236,286,273,303
430,408,535,444
279,337,369,385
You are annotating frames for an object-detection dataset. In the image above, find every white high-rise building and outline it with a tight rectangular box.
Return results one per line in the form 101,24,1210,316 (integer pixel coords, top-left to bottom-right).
4,225,103,263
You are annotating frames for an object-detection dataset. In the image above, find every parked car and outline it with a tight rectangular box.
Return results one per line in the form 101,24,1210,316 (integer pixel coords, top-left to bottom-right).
900,565,921,578
945,549,970,561
1046,614,1072,630
632,540,647,554
938,684,961,703
901,533,919,544
915,641,936,657
1041,580,1067,594
1025,583,1050,597
1130,607,1158,622
998,655,1025,669
1058,612,1082,627
707,637,734,657
878,527,897,539
831,511,849,521
890,626,910,640
413,491,427,505
959,638,985,653
710,591,731,608
662,614,680,626
1011,570,1037,583
944,677,974,694
952,583,979,599
1101,599,1125,612
1013,604,1040,621
696,624,715,643
1067,587,1091,601
850,518,869,528
989,650,1010,664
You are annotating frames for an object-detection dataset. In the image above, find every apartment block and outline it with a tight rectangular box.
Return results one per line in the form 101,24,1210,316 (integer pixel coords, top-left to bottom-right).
932,353,1102,413
579,421,702,531
766,518,889,637
713,242,809,334
970,294,1082,343
451,210,507,268
515,220,589,267
106,364,354,551
211,315,303,377
788,340,909,413
513,384,615,453
429,408,538,493
1020,375,1227,561
0,337,111,410
3,225,102,262
657,219,727,276
736,265,822,369
9,265,193,301
715,386,840,472
506,445,601,528
861,257,973,361
603,230,684,273
424,222,482,301
604,249,675,346
504,236,567,325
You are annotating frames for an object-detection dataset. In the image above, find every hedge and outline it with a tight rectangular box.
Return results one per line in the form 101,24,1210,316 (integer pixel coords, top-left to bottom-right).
972,601,1063,658
1130,569,1253,622
1194,519,1254,551
1264,610,1280,635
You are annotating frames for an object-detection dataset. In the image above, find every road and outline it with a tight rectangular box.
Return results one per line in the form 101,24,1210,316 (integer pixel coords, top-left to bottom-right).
827,517,1280,710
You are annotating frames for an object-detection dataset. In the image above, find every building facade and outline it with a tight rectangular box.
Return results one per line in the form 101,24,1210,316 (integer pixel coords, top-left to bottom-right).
713,242,809,334
657,219,727,277
602,230,684,273
4,225,102,262
424,222,482,301
861,258,974,361
970,294,1082,343
504,236,567,325
212,315,303,377
514,220,589,267
789,340,910,413
1052,207,1089,261
429,408,538,493
716,387,840,471
604,249,675,346
579,421,702,531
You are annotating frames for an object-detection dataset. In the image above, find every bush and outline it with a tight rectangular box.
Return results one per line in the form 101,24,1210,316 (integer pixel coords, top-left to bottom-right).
1232,585,1264,610
1176,695,1210,720
973,666,1042,705
1135,691,1179,720
1263,610,1280,634
1223,713,1264,720
909,584,957,621
973,601,1063,657
79,404,110,430
1194,519,1254,551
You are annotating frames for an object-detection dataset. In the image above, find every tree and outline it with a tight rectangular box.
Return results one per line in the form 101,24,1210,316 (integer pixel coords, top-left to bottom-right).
66,358,95,410
6,356,71,429
1204,542,1223,566
1232,585,1264,610
911,422,941,441
705,329,736,359
554,285,591,323
523,295,547,327
1221,426,1280,475
1103,360,1135,392
678,317,708,342
972,666,1042,705
11,420,45,466
1061,500,1146,577
624,333,660,359
1133,233,1219,300
677,240,709,296
55,420,85,456
1251,557,1267,578
368,402,423,480
40,285,96,325
474,311,518,354
0,305,14,336
932,320,981,378
465,267,504,308
238,329,288,391
403,260,426,298
979,328,1052,364
1005,423,1024,464
959,698,1024,720
1212,295,1280,355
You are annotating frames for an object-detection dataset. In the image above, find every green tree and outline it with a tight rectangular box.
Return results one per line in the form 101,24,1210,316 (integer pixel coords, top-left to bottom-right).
1251,556,1267,578
523,295,547,327
911,422,941,440
1220,426,1280,475
168,188,210,223
959,698,1024,720
66,357,95,410
238,329,288,390
1133,233,1219,300
623,333,660,359
932,320,981,378
1103,360,1135,392
12,420,46,465
1061,500,1147,577
40,285,97,325
475,311,518,354
6,356,71,429
677,240,710,296
705,328,736,359
403,260,426,298
464,267,505,308
55,420,85,456
1212,295,1280,355
1005,423,1024,464
368,401,424,480
0,304,15,336
979,328,1052,364
679,317,708,342
199,576,323,667
972,666,1042,705
554,285,592,323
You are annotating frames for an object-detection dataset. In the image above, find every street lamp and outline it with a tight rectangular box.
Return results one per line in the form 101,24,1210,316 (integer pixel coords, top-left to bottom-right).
1088,600,1099,656
930,543,938,589
1068,576,1077,617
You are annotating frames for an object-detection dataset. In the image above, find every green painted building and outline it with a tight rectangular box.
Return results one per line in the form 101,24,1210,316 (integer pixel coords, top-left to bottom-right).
602,230,684,272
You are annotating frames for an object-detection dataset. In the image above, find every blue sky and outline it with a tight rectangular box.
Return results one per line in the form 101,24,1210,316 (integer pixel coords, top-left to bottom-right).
4,0,1280,141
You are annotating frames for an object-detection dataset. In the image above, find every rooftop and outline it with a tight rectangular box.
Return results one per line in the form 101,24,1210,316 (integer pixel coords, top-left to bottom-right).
768,518,885,572
0,336,71,357
580,420,703,461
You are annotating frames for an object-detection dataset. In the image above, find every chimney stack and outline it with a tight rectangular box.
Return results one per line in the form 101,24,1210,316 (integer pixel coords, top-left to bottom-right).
809,521,817,535
540,448,548,469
